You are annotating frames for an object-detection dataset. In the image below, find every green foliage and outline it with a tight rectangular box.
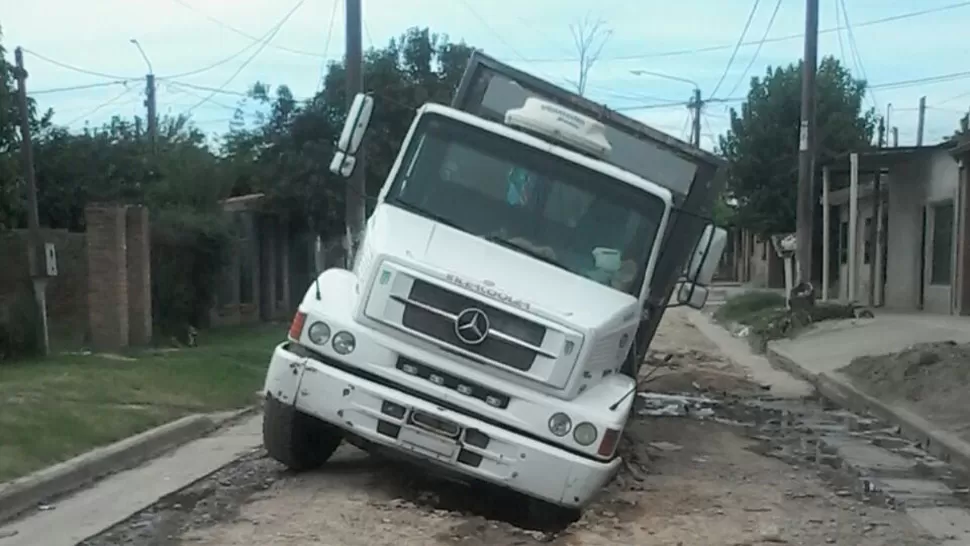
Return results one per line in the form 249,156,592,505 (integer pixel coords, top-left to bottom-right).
150,207,233,336
719,56,877,235
711,193,737,227
713,290,786,324
222,27,475,238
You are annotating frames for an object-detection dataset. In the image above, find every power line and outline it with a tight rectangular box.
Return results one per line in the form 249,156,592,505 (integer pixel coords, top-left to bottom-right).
516,2,970,63
871,69,970,91
21,49,135,80
317,0,340,90
162,83,239,111
182,0,305,115
726,0,784,98
838,0,878,110
161,39,262,81
164,0,325,79
166,81,250,97
456,0,530,64
616,96,746,112
64,85,137,126
30,80,131,95
170,0,324,59
833,0,849,68
710,0,761,99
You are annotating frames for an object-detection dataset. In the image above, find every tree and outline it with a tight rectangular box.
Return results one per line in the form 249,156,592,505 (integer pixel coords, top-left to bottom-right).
568,15,612,97
224,27,475,243
719,56,877,235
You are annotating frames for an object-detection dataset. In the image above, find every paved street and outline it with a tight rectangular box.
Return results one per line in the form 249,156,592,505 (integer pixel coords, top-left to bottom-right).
68,309,948,546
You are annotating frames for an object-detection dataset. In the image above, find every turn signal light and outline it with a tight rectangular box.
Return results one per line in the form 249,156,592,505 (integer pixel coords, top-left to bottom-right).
288,311,308,340
597,428,621,458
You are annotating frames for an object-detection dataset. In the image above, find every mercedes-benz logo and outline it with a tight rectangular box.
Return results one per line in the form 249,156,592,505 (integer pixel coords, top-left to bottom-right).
454,308,490,345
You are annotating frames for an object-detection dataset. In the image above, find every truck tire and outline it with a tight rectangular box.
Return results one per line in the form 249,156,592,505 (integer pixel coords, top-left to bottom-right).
263,395,342,471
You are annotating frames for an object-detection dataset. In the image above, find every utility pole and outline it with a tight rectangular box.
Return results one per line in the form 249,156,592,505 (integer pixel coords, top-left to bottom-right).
689,88,702,148
13,47,50,356
344,0,365,267
795,0,819,288
892,127,899,147
868,117,885,307
916,96,926,146
146,74,157,153
130,40,156,154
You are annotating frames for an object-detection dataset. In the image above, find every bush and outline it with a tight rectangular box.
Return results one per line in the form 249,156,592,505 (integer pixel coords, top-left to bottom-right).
713,290,786,324
151,207,233,339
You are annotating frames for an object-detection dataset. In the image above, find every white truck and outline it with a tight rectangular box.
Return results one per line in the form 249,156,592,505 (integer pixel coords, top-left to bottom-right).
261,53,727,519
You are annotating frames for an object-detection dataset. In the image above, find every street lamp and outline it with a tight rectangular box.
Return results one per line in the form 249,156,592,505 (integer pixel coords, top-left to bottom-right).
129,38,153,74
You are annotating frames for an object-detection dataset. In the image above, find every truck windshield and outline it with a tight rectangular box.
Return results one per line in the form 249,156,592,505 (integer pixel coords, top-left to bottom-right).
386,113,668,296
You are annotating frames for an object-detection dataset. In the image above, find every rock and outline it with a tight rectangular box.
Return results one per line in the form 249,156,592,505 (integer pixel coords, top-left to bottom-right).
648,441,683,452
759,525,788,543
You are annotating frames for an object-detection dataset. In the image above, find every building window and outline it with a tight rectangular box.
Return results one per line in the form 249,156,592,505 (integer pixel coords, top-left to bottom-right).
930,201,954,286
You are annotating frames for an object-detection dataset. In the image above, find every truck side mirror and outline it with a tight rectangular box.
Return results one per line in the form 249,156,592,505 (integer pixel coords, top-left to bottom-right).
674,224,728,310
686,224,728,285
675,282,709,309
329,93,374,178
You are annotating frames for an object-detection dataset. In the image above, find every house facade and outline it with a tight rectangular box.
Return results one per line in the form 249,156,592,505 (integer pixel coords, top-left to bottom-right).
209,194,317,326
820,143,970,315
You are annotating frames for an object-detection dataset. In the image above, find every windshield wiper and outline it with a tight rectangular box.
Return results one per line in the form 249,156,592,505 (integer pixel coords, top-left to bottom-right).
485,235,566,270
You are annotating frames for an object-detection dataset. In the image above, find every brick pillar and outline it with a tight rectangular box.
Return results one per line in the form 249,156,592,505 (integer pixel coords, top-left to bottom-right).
126,205,152,344
86,205,129,351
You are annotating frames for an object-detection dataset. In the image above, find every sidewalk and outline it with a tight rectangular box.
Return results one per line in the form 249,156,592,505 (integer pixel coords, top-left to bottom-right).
763,312,970,472
0,415,262,546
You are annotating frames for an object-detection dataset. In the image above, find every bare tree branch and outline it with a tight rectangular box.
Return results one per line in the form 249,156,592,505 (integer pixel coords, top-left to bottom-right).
569,14,613,96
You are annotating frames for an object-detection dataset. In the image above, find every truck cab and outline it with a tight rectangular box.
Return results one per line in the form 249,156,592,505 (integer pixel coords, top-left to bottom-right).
261,53,726,518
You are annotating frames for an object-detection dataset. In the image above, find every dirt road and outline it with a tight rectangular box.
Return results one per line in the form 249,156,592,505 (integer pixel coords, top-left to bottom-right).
82,309,936,546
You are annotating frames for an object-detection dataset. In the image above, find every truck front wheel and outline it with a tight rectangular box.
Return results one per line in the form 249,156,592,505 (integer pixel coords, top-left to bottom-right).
263,394,342,471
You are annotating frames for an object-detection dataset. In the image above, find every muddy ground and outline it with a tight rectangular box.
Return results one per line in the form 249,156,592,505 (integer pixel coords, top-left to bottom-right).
841,340,970,441
80,309,936,546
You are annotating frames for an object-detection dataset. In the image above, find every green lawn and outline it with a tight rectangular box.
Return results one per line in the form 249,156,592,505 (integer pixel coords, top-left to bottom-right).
0,323,286,482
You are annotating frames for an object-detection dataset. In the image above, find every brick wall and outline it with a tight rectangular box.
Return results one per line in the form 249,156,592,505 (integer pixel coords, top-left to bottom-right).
86,205,129,351
0,229,88,349
126,206,152,345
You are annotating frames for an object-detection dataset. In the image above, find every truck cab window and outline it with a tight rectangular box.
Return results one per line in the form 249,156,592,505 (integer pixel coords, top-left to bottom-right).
387,114,666,296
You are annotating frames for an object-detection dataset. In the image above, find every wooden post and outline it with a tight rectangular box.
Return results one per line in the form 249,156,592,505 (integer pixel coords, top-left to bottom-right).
822,166,831,301
848,153,860,302
14,47,50,356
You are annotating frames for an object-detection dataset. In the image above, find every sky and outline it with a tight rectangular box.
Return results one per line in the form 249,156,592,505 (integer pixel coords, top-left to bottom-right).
3,0,970,152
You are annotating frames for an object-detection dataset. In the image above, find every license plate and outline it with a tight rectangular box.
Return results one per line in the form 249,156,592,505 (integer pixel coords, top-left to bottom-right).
409,410,461,439
399,427,457,459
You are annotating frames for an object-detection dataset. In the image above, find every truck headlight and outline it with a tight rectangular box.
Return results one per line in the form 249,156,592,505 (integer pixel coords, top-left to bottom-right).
332,331,356,354
548,412,572,437
573,422,598,446
307,321,331,345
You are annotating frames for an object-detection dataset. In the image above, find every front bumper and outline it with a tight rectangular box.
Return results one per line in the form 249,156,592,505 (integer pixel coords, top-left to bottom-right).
265,343,621,508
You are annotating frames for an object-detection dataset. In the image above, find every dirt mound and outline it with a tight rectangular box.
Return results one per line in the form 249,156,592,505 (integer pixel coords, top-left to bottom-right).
841,341,970,440
640,348,768,396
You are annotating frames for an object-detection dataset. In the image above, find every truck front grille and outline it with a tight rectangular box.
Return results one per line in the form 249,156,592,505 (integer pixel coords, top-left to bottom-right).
393,279,549,373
